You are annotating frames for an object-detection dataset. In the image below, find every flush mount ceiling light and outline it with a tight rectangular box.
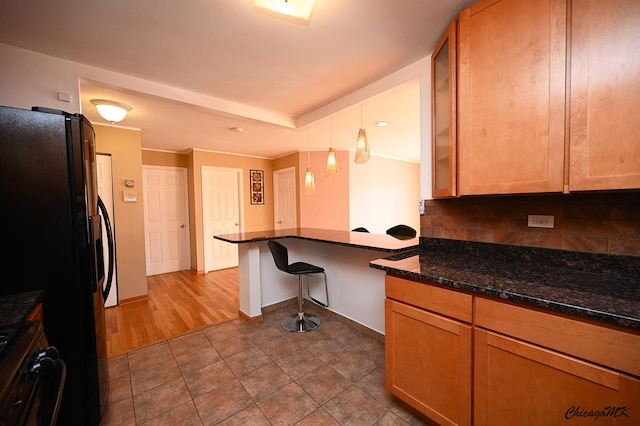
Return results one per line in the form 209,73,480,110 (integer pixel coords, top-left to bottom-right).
376,121,389,127
254,0,316,24
90,99,132,124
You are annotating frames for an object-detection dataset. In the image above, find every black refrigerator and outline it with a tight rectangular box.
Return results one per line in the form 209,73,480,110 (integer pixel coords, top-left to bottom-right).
0,105,113,425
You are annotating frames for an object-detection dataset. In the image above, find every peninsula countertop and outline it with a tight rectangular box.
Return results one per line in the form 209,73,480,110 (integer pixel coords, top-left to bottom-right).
370,238,640,330
214,227,419,253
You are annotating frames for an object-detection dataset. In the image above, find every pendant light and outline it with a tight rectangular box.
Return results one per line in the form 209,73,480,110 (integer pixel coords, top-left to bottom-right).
326,117,338,177
354,104,370,164
304,129,315,195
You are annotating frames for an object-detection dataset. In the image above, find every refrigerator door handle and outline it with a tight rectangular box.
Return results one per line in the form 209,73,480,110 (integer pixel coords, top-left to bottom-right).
98,196,115,303
87,215,103,294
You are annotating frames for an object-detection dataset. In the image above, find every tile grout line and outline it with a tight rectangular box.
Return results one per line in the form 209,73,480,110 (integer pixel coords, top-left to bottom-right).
105,306,423,425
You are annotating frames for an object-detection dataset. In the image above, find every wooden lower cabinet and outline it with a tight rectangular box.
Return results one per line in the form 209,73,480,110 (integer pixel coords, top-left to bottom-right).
385,276,640,425
385,276,472,426
474,329,640,425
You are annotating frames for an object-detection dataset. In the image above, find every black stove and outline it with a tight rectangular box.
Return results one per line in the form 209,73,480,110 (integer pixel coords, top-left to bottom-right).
0,326,19,360
0,321,65,426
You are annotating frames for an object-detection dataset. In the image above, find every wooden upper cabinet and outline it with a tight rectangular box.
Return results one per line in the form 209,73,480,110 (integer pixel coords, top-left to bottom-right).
569,0,640,191
432,20,457,198
457,0,567,195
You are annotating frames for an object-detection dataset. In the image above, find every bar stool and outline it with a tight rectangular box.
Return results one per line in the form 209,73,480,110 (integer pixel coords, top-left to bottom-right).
351,227,369,232
268,240,329,332
386,224,417,238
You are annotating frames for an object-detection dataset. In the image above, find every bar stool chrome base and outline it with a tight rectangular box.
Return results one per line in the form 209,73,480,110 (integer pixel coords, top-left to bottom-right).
282,312,320,333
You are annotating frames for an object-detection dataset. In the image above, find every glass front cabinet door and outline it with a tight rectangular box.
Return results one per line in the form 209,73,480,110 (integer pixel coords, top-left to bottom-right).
431,20,457,198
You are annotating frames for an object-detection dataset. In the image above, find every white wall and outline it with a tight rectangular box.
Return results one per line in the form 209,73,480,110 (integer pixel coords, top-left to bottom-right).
349,152,421,234
0,44,82,112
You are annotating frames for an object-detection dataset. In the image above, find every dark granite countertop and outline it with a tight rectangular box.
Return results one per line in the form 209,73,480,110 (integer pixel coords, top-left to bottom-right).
214,227,419,253
0,291,44,326
370,238,640,330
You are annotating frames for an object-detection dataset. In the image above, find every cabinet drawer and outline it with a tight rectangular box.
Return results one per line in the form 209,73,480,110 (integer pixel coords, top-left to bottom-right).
386,275,472,323
476,297,640,377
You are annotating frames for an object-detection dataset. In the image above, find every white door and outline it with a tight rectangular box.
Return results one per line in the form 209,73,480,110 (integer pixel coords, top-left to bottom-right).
273,167,297,230
202,166,242,272
96,154,118,307
142,166,191,276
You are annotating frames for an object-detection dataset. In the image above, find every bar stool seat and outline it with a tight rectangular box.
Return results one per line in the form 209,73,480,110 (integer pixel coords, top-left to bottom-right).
268,240,328,332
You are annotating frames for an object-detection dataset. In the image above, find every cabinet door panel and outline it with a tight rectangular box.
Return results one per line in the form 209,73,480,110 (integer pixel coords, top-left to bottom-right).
569,0,640,191
475,329,640,426
385,299,472,426
432,20,457,198
458,0,566,195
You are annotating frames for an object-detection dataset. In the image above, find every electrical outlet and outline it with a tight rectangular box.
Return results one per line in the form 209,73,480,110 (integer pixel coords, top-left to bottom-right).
528,215,554,228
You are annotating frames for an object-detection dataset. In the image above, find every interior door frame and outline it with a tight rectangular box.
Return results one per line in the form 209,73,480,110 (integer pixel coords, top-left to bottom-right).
202,165,244,273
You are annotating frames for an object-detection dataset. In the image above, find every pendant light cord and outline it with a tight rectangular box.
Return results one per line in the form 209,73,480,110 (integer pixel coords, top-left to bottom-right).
307,129,311,165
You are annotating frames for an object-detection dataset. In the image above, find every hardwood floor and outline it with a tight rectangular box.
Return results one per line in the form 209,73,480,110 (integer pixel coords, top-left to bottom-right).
104,268,239,357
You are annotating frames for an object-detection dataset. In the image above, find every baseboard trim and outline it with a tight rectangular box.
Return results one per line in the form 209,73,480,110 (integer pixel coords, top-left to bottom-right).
118,294,149,305
238,309,263,324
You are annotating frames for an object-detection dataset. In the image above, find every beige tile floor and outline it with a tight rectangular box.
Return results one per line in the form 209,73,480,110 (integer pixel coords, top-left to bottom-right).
101,302,430,425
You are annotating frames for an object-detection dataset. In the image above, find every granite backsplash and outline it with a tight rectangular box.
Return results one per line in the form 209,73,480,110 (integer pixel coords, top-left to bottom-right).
420,192,640,257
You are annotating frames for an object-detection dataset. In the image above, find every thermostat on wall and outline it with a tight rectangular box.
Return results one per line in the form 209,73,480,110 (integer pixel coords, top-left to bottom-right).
123,190,137,202
125,179,135,187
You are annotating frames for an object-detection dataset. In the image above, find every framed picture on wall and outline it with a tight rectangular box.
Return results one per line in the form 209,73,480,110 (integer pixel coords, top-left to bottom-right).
250,169,264,205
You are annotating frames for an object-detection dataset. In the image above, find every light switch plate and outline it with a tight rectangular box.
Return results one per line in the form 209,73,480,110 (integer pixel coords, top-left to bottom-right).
123,190,137,203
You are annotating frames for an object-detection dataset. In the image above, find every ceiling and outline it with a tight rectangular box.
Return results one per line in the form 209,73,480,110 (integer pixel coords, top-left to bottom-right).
0,0,473,162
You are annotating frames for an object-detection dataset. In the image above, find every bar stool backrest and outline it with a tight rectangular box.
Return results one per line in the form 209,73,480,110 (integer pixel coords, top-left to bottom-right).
351,227,369,232
386,224,417,238
268,240,290,274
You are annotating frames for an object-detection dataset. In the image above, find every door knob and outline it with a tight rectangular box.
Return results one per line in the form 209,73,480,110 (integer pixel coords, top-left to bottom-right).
278,221,282,224
180,224,185,228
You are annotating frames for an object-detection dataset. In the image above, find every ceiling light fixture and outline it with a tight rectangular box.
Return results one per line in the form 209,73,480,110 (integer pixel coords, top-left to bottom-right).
376,121,389,127
90,99,132,124
254,0,315,24
354,104,370,164
304,129,315,195
326,117,338,177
